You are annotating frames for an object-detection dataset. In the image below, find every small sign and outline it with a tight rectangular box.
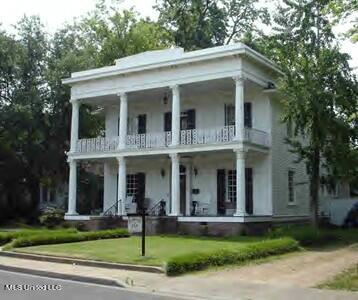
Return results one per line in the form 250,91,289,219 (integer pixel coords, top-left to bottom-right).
128,216,142,233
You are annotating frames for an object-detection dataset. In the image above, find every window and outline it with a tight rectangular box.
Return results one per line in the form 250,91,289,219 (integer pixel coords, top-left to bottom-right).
288,170,295,203
225,103,252,127
180,109,196,130
227,170,237,203
126,174,137,198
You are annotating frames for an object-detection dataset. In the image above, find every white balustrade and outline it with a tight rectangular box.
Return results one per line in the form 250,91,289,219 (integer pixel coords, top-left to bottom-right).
76,137,119,153
75,127,270,154
126,131,172,149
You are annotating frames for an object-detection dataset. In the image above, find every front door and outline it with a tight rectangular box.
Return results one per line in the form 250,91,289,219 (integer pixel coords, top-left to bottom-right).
245,168,253,214
180,165,186,215
136,172,146,212
217,169,226,215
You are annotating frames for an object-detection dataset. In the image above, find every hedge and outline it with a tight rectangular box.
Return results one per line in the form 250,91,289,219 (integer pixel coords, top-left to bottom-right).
0,228,77,246
165,237,299,276
2,228,129,250
267,226,338,246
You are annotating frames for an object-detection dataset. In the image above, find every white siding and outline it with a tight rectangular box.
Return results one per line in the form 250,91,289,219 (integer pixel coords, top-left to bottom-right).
271,99,310,217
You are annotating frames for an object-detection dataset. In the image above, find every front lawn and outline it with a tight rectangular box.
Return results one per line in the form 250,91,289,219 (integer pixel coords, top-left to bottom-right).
318,264,358,291
16,235,262,266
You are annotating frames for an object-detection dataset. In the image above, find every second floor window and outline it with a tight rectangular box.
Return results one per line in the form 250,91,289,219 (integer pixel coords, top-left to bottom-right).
164,109,196,131
224,103,252,127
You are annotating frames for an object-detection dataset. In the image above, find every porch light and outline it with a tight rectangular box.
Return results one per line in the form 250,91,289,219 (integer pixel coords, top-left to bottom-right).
163,92,168,105
161,169,166,178
193,167,198,176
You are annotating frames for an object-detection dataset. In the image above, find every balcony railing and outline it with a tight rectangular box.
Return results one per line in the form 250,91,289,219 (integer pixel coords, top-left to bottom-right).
75,126,270,154
126,131,172,149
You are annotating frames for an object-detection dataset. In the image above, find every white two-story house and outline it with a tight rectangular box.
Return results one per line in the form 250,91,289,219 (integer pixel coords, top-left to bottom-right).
63,43,311,233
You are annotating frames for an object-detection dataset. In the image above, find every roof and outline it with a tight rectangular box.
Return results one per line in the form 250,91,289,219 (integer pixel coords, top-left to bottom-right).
62,43,282,85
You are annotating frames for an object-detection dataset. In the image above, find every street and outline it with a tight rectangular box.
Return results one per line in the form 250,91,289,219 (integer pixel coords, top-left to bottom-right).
0,270,186,300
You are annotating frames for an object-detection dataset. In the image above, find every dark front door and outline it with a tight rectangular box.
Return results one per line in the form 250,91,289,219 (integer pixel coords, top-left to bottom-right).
217,169,226,215
137,114,147,134
245,168,253,214
136,172,146,212
180,165,186,215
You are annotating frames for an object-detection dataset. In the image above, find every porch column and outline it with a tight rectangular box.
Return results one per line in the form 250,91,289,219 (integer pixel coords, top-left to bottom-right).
234,149,246,216
70,99,80,152
118,93,128,150
103,161,117,213
233,76,245,142
169,153,180,216
117,156,127,216
66,158,78,216
171,85,180,146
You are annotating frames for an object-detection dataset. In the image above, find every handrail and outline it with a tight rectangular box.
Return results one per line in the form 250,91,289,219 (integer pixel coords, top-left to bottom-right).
103,200,118,216
148,199,166,216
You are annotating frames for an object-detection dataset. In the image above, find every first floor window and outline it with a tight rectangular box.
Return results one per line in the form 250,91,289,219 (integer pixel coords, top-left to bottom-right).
227,170,237,202
126,174,137,198
288,170,295,203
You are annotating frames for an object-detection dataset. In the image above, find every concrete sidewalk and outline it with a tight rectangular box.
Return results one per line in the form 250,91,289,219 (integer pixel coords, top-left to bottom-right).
0,248,357,300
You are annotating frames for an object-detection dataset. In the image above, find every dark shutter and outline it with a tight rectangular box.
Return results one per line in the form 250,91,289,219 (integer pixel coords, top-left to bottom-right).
245,168,253,214
136,172,146,211
137,114,146,134
164,112,172,132
187,109,196,129
217,169,226,215
244,103,252,128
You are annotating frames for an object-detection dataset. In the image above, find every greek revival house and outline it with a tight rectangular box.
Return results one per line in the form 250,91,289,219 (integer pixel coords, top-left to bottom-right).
63,43,311,233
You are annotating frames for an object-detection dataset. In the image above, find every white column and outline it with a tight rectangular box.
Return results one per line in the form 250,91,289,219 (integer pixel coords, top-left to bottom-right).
234,149,246,216
66,159,78,216
171,85,180,146
70,100,80,151
103,161,117,213
118,93,128,149
233,77,245,142
169,153,180,216
117,157,127,216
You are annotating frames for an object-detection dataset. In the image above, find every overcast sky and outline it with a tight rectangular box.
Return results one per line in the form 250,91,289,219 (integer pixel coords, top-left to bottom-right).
0,0,356,68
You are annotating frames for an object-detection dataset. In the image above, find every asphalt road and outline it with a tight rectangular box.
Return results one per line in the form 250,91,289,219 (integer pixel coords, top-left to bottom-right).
0,270,186,300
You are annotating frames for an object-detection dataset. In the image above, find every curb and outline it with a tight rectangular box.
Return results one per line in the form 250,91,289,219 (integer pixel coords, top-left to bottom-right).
0,264,125,287
0,251,164,274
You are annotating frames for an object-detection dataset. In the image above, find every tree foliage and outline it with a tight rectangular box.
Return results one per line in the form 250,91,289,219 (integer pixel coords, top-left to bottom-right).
155,0,269,50
260,0,358,226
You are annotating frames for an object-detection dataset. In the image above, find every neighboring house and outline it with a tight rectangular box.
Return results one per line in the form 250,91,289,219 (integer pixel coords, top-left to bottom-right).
62,43,327,233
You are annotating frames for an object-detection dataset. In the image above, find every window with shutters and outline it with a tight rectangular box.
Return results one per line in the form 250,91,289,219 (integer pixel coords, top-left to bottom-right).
225,103,252,127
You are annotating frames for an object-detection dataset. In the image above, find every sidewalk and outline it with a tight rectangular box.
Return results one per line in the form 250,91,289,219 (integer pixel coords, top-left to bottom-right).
0,246,357,300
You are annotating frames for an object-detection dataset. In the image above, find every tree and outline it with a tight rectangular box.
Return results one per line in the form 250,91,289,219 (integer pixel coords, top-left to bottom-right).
155,0,269,50
263,0,358,226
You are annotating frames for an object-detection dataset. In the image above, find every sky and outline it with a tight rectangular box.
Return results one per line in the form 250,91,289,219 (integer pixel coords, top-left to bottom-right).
0,0,357,68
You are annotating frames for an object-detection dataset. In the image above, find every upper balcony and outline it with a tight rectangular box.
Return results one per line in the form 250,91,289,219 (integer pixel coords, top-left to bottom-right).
75,126,270,155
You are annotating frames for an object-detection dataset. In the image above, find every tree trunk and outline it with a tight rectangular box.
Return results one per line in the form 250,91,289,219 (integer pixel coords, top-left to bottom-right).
310,147,320,227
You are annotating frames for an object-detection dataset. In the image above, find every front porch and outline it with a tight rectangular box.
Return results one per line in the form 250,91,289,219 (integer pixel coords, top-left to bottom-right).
65,149,273,223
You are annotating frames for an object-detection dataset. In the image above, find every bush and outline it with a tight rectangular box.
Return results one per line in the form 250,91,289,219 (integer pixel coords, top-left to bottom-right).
3,228,129,250
165,237,299,276
267,225,339,246
39,208,65,228
0,228,77,246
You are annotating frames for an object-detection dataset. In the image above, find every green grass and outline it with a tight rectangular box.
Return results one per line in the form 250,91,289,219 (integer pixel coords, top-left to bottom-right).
16,235,262,266
318,264,358,291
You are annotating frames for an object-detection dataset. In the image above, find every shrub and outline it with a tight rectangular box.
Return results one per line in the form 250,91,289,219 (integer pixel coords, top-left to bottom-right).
0,228,77,246
3,228,129,250
267,225,338,246
165,237,299,276
39,208,65,228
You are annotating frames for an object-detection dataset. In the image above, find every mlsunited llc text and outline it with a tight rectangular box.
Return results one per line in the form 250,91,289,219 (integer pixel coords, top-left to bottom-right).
4,284,62,291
